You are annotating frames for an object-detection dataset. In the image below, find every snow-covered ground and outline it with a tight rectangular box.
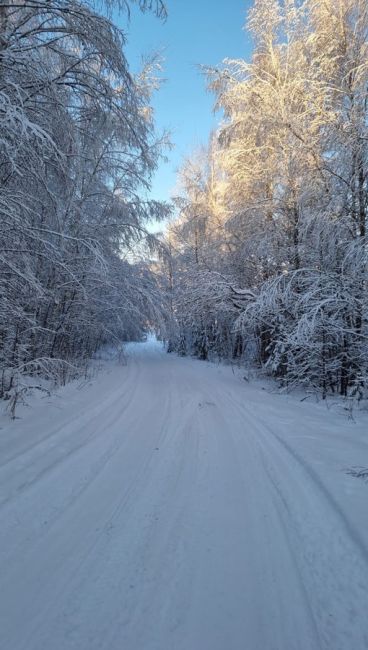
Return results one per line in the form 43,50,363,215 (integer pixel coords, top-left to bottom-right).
1,338,368,650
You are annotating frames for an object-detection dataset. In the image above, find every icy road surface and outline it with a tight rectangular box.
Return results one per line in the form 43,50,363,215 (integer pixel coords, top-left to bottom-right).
1,338,368,650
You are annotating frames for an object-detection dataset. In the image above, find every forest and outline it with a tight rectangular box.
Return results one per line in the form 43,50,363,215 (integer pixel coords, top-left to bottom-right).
164,0,368,400
2,4,368,648
1,0,367,401
0,0,169,398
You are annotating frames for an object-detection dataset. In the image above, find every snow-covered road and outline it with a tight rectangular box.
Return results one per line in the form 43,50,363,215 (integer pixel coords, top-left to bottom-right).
1,339,368,650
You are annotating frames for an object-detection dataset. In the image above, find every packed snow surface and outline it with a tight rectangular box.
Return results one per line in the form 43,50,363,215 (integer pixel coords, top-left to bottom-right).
1,338,368,650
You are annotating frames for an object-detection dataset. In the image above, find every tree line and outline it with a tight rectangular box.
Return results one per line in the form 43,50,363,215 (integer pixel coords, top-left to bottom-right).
0,0,168,396
163,0,368,399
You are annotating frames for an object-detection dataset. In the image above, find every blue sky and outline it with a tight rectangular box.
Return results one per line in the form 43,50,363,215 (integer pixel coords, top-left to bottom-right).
119,1,253,203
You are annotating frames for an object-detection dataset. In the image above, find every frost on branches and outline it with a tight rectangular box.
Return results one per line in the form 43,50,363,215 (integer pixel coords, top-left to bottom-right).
162,0,368,400
0,0,169,398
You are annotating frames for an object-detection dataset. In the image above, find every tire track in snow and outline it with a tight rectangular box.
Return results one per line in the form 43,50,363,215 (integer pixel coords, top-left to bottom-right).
0,361,141,508
195,381,323,650
222,387,368,650
0,356,175,649
1,342,368,650
0,360,137,470
16,362,201,650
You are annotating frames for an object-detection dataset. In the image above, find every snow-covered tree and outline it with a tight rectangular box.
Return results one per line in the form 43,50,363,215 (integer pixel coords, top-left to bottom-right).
165,0,368,400
0,0,169,395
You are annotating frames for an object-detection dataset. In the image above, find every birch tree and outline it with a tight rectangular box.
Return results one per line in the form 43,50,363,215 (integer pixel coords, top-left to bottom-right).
165,0,368,400
0,0,169,396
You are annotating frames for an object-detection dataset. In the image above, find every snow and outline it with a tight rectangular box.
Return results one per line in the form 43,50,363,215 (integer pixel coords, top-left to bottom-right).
0,338,368,650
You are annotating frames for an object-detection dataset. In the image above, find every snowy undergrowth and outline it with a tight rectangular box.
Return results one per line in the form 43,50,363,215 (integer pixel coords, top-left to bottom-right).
1,345,128,420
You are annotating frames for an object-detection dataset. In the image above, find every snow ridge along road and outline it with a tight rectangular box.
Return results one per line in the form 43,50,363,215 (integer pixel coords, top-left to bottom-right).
1,338,368,650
